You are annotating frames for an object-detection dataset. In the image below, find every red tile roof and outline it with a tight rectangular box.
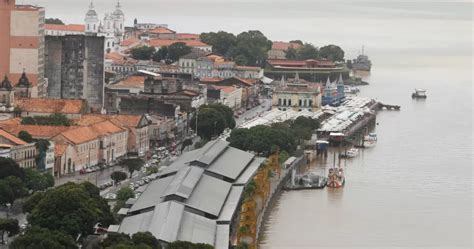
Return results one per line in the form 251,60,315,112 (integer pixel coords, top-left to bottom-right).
57,120,125,144
54,143,69,156
120,37,141,47
45,24,85,32
108,76,145,89
0,129,27,145
15,98,85,114
176,33,200,40
149,27,175,34
271,41,302,51
200,77,225,83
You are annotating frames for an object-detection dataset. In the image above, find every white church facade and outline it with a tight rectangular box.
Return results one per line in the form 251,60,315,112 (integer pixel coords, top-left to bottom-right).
85,1,125,53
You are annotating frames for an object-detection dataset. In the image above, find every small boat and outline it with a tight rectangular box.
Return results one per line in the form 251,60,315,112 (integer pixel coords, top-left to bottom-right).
363,133,377,147
284,173,327,190
340,148,359,158
412,89,427,98
327,168,345,188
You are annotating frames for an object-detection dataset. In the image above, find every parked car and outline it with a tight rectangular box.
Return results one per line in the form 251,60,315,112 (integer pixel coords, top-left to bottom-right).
105,193,117,200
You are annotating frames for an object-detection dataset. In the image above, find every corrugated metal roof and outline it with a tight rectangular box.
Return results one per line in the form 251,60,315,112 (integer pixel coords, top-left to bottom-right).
193,139,229,165
215,225,230,249
148,201,184,242
206,147,254,180
177,210,216,245
186,174,232,217
217,186,244,223
162,166,204,199
234,157,265,186
129,175,175,213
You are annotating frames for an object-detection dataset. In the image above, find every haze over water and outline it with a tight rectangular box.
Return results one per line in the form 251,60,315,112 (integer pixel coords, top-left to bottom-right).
28,0,472,248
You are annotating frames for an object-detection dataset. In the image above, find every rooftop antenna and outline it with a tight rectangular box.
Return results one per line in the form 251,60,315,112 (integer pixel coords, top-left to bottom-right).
362,45,365,55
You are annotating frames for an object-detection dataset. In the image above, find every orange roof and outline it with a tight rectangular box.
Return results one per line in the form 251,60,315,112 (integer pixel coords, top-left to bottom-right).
176,33,200,40
89,120,125,135
149,27,175,34
120,37,141,47
147,39,210,48
235,65,261,71
77,114,142,128
57,120,125,144
0,129,27,146
211,85,239,94
110,115,142,128
271,41,302,51
16,98,85,114
7,125,74,139
109,76,145,89
54,143,69,156
45,24,85,32
200,77,225,83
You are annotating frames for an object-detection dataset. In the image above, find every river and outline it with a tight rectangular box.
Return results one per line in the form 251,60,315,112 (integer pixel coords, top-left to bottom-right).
26,0,473,247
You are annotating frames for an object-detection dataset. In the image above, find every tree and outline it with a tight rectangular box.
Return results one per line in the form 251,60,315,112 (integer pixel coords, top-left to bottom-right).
116,187,134,201
0,218,19,244
10,227,77,249
110,171,128,185
23,168,54,192
35,140,51,171
0,176,27,206
295,43,319,60
130,46,156,60
168,241,213,249
234,54,248,66
200,31,237,56
101,232,161,249
167,42,192,62
22,192,45,213
18,131,33,143
122,158,144,178
45,18,64,25
0,158,25,181
285,47,297,59
232,30,272,66
27,182,115,237
319,44,345,61
152,46,169,62
190,104,236,140
21,113,72,126
289,40,303,46
131,232,160,249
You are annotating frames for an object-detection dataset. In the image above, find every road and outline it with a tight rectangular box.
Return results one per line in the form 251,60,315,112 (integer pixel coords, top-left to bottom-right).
236,98,272,127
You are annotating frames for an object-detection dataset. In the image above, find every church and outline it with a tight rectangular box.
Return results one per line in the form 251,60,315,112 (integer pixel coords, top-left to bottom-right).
84,1,125,53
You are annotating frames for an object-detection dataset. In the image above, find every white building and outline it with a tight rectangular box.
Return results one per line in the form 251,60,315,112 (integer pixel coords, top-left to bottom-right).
84,1,125,53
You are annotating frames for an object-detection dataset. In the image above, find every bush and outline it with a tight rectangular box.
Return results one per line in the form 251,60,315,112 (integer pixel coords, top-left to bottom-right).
116,187,134,202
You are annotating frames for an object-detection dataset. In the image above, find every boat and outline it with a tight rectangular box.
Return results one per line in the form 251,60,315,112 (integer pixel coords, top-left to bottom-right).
363,133,377,147
285,173,328,190
327,168,345,188
352,46,372,72
340,148,359,158
344,86,360,94
412,89,427,98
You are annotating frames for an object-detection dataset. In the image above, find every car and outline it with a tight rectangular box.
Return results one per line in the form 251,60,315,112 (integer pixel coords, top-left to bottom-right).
105,193,117,200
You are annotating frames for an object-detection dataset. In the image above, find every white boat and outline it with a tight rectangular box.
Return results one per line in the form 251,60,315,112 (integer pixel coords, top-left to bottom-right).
412,89,427,98
363,133,377,147
341,148,359,158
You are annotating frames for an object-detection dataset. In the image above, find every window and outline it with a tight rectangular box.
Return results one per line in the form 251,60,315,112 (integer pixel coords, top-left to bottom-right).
309,100,313,106
299,99,302,106
87,24,90,30
288,99,292,106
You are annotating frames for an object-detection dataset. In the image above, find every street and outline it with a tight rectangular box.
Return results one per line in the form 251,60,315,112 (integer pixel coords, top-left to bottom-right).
235,98,272,127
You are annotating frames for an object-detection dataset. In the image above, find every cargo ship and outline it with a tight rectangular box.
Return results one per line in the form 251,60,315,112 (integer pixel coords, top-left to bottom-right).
352,46,372,72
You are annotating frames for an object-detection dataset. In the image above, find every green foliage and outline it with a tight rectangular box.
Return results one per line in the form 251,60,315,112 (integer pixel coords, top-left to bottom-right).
168,241,213,249
130,46,156,60
235,242,250,249
167,42,192,62
290,43,320,60
201,30,272,66
10,227,77,249
243,180,256,199
228,124,296,156
146,166,159,175
232,30,272,66
279,150,290,166
23,168,54,192
285,47,298,60
193,139,208,149
18,131,33,143
26,182,115,237
287,116,320,141
21,113,72,126
0,176,27,205
181,138,193,153
319,44,345,61
289,40,303,45
190,104,235,140
35,140,51,171
116,187,134,201
122,159,144,178
112,200,125,214
0,218,19,244
111,171,128,184
45,18,64,25
101,232,161,249
200,31,237,56
152,46,169,62
22,192,45,213
0,157,25,181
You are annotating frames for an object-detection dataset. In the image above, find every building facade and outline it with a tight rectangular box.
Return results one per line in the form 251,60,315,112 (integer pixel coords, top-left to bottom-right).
0,0,46,97
272,76,322,112
45,35,105,111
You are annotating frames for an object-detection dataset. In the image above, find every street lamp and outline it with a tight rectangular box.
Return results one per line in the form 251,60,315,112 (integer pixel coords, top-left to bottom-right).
6,203,11,218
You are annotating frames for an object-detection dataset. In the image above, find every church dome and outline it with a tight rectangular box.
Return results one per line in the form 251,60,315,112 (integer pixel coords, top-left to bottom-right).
86,2,98,19
112,1,124,18
16,72,31,88
0,75,13,91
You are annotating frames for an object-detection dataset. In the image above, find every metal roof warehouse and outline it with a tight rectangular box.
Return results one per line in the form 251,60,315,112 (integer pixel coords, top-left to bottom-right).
110,140,265,248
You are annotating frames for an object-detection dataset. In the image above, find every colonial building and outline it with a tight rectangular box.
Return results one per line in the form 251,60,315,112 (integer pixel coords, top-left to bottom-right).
207,85,242,110
45,35,105,111
267,41,302,59
201,77,259,109
84,1,125,53
45,24,85,36
272,74,322,112
0,76,15,108
0,128,36,169
15,98,87,119
178,49,210,76
0,0,47,97
146,39,212,53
